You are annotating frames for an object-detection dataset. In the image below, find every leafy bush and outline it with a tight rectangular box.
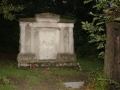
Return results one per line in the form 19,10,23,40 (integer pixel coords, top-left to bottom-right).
86,70,109,90
86,69,120,90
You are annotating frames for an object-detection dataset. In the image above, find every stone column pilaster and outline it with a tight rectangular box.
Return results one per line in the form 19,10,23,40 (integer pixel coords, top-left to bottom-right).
30,27,35,53
19,22,27,53
59,27,64,53
69,27,74,54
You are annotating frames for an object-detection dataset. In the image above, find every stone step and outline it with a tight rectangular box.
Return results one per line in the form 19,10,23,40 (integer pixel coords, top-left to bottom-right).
18,62,82,70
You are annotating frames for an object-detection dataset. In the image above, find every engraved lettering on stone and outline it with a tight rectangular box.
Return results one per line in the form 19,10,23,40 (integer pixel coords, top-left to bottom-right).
39,29,56,60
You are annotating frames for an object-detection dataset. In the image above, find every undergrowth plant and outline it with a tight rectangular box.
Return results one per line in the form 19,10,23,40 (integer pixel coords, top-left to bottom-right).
0,75,11,85
0,74,17,90
99,79,120,90
86,69,109,90
86,69,120,90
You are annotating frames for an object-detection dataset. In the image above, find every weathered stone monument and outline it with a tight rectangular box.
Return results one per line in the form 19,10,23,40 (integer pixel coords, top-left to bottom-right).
17,13,77,68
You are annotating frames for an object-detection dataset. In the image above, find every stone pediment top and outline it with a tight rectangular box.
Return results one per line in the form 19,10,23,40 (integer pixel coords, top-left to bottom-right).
19,18,36,22
35,13,60,22
19,13,75,23
35,13,60,18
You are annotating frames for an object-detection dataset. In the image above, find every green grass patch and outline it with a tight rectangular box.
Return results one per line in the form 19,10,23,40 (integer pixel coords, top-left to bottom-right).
77,57,104,71
0,53,105,90
50,68,80,75
0,85,17,90
0,64,66,90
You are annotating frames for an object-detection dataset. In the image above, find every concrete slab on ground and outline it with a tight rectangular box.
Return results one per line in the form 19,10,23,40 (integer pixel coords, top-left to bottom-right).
63,81,84,89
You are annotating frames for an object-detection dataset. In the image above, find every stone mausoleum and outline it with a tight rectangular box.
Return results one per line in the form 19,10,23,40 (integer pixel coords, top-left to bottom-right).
17,13,77,67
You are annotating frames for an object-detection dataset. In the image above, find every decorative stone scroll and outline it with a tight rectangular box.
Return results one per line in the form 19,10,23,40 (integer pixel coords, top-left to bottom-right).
17,13,76,67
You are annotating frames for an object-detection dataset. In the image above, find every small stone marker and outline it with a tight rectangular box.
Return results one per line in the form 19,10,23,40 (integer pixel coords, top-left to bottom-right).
63,81,84,89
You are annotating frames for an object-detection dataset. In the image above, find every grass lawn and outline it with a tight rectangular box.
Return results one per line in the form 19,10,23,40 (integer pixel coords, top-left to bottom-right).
77,57,104,71
0,52,104,90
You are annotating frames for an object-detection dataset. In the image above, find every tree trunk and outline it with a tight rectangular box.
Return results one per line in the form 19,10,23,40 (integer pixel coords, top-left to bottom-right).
105,22,120,90
113,29,120,84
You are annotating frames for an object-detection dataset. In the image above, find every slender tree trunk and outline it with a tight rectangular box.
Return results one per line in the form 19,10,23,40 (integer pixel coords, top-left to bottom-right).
105,22,120,90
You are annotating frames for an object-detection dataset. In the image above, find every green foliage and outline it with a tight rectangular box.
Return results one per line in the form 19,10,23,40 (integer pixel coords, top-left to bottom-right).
82,0,120,58
87,72,120,90
87,70,109,90
81,4,106,58
84,0,120,11
82,20,106,58
0,0,24,20
84,0,93,4
97,78,120,90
